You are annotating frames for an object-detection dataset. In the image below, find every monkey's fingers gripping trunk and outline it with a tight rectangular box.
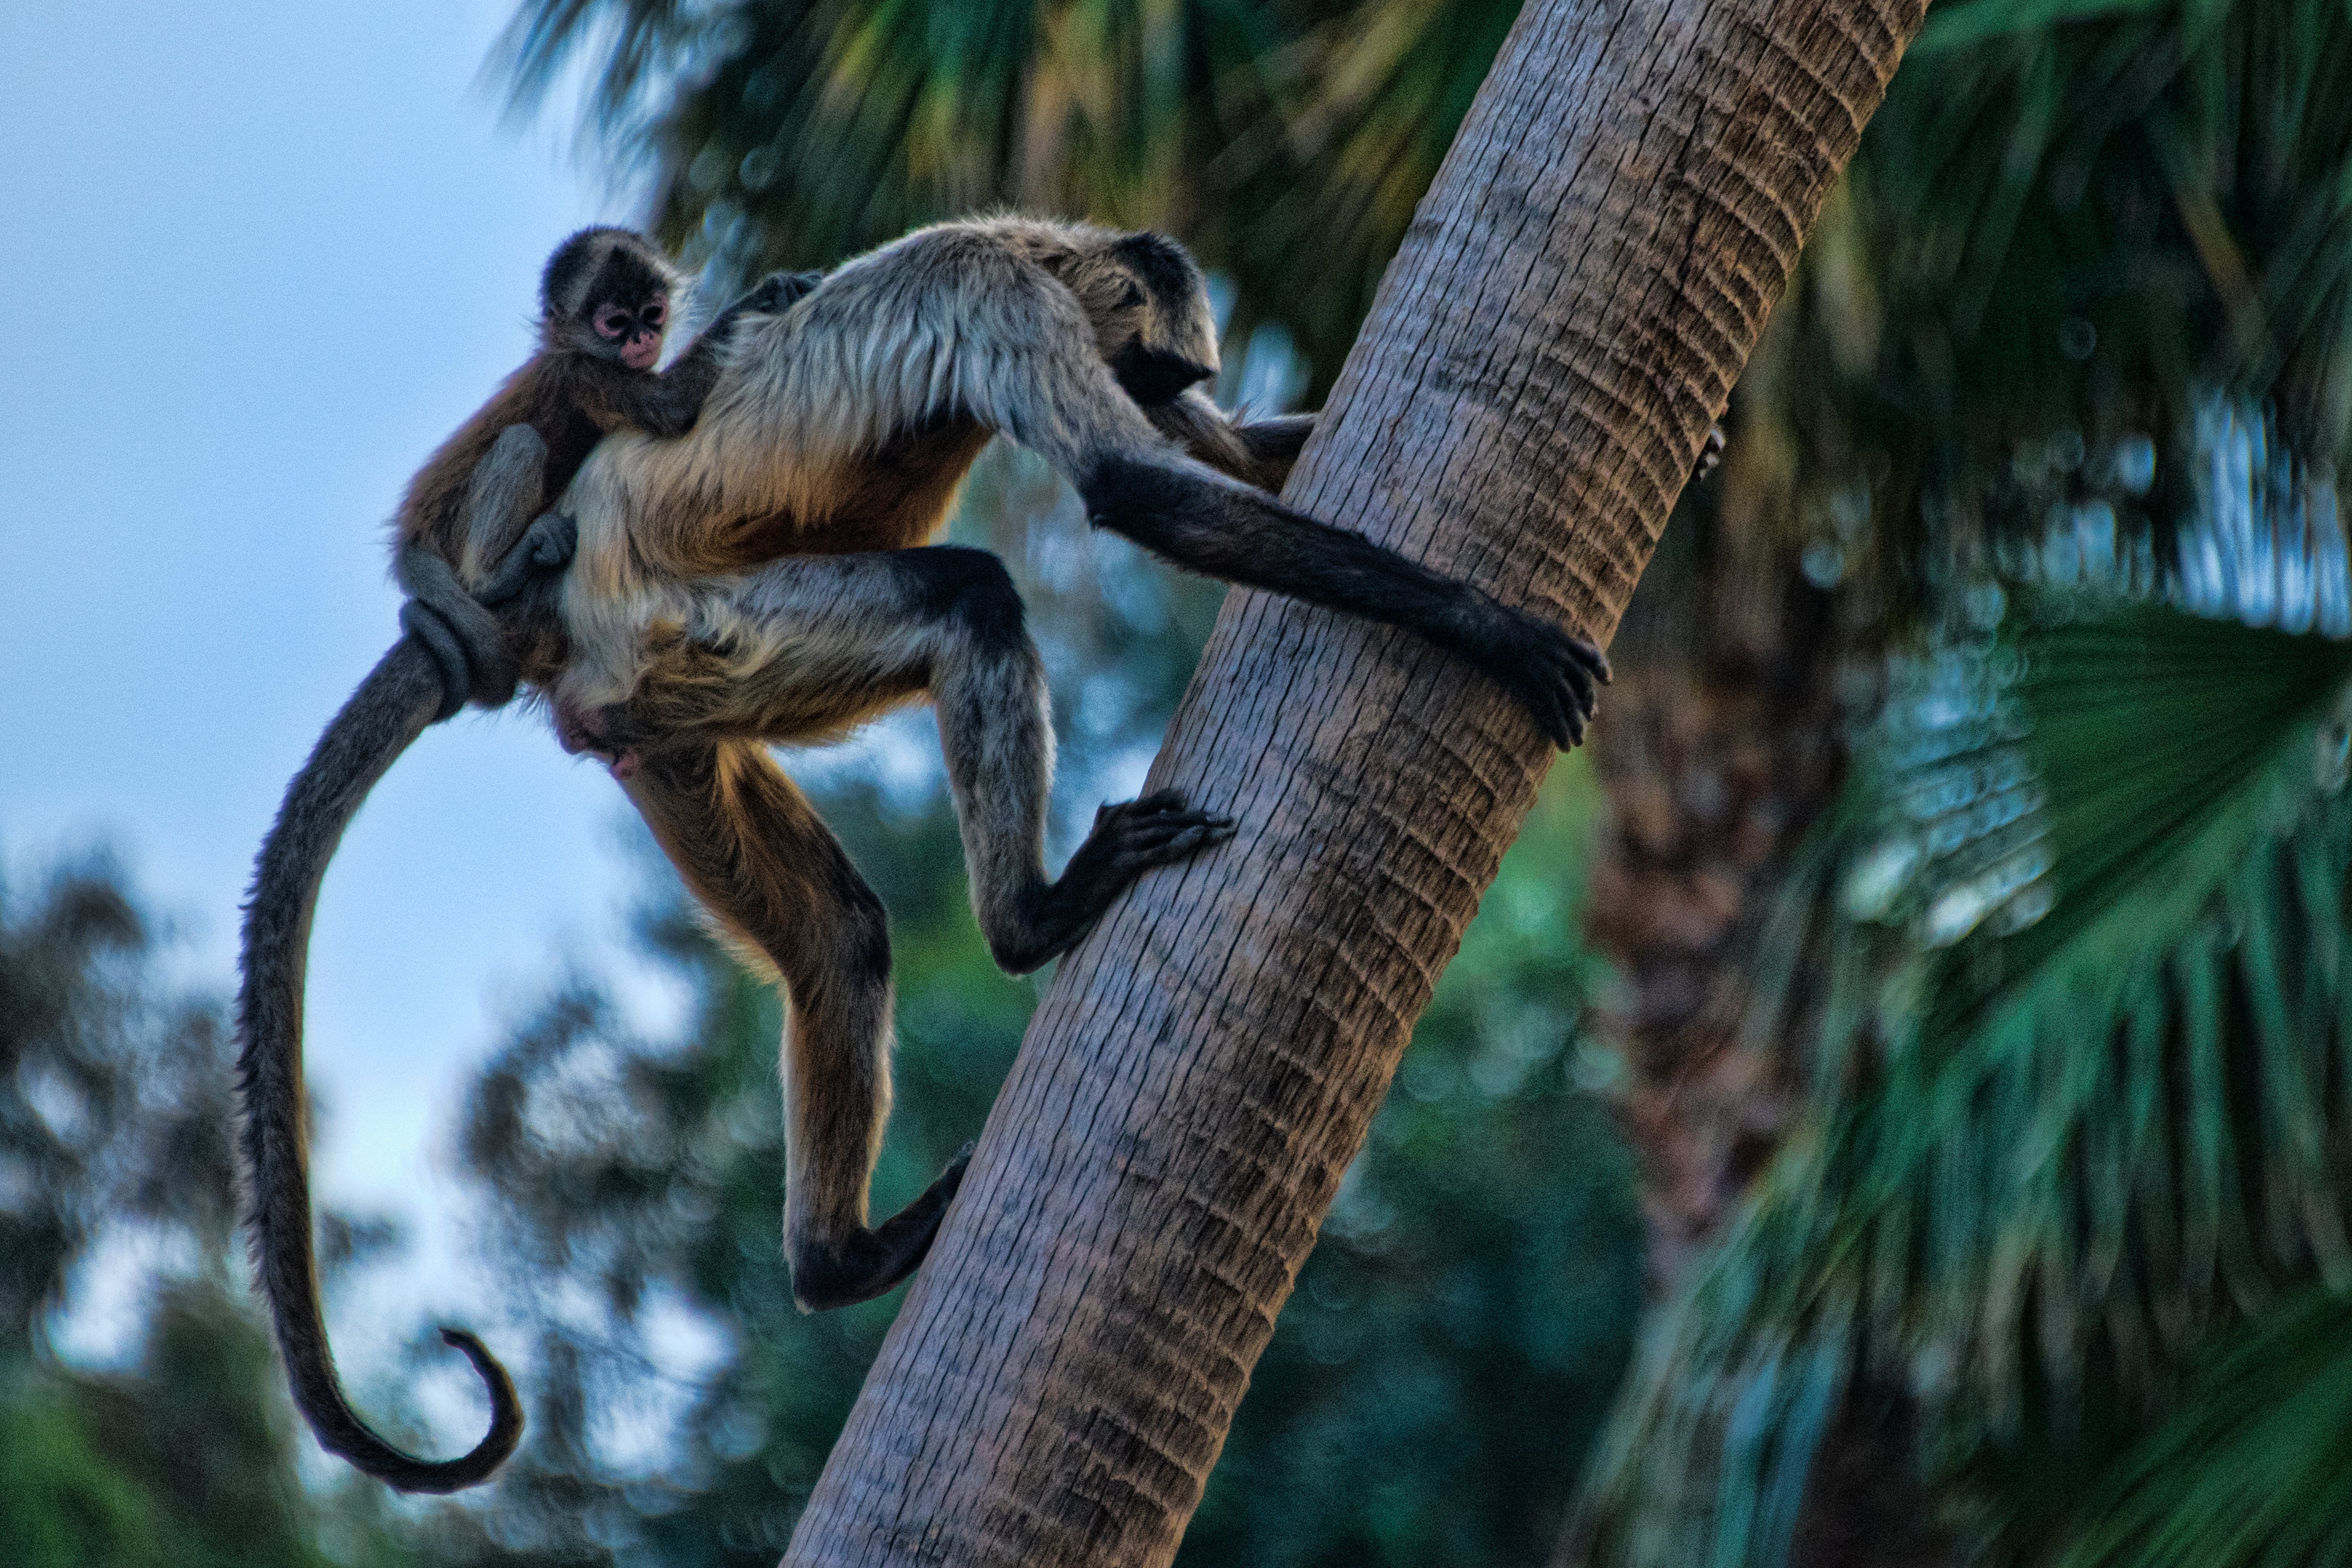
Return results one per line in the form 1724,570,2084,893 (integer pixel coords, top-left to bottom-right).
236,634,524,1493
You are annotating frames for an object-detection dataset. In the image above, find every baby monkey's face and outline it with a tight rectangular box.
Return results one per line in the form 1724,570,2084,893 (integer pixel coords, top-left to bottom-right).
593,291,669,371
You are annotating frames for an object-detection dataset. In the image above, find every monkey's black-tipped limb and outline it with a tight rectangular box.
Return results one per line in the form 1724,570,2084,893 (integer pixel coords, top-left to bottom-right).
236,634,524,1493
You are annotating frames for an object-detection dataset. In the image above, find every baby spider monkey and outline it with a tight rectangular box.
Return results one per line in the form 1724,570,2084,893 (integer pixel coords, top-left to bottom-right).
394,227,819,713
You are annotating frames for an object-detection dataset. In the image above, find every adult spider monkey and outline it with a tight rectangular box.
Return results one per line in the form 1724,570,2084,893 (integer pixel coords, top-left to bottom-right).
239,216,1610,1494
548,217,1608,1306
237,227,808,1495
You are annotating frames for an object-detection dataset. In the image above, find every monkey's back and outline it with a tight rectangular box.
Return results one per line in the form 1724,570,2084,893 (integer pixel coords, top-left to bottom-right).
551,215,1189,709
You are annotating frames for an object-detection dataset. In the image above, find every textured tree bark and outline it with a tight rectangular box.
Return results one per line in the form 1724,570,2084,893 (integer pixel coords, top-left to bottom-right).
783,0,1925,1561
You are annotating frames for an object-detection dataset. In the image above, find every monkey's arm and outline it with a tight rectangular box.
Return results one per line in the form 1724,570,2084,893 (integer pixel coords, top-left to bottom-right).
584,269,827,438
1141,389,1317,491
1080,450,1608,748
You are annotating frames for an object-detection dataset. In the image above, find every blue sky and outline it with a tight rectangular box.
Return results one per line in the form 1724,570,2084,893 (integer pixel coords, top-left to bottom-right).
2,0,685,1364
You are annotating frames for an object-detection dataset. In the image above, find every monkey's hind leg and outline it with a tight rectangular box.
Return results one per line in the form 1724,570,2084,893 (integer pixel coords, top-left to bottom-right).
888,548,1239,973
456,424,551,585
599,547,1233,975
623,738,968,1311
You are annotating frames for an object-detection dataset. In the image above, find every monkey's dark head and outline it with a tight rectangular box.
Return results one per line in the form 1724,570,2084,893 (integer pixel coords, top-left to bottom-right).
1067,231,1219,406
541,227,684,372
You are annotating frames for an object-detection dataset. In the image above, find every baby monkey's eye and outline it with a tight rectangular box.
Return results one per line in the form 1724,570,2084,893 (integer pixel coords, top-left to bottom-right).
593,305,630,338
640,301,667,329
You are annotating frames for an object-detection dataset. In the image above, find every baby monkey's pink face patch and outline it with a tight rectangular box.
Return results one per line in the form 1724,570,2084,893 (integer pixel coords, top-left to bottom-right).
595,300,668,370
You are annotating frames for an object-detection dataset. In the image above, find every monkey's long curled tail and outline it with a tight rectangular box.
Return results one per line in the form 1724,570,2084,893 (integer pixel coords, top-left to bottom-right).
236,634,524,1493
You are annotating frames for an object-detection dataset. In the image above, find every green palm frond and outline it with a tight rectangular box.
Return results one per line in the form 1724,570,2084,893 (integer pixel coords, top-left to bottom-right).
497,0,1290,286
2057,1287,2352,1568
496,0,705,135
1246,0,1520,380
1572,574,2352,1565
1912,0,2204,59
1748,0,2352,614
1879,0,2352,437
491,0,1546,384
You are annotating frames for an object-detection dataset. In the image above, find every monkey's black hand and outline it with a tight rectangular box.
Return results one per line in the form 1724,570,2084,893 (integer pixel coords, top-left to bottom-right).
1475,603,1610,750
791,1144,974,1312
475,512,577,611
745,269,825,314
1069,791,1239,882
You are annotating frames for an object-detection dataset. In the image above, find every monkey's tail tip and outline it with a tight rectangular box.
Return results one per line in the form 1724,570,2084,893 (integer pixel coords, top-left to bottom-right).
324,1328,524,1494
425,1328,526,1490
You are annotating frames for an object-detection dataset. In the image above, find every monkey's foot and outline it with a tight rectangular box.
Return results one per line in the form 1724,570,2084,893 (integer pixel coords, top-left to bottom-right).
746,269,826,314
989,791,1236,974
1691,423,1727,486
1478,605,1610,750
475,511,577,610
791,1146,975,1312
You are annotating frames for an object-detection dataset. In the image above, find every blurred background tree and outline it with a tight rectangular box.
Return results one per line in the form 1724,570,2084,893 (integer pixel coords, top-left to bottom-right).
0,855,419,1568
494,0,1529,391
1562,0,2352,1565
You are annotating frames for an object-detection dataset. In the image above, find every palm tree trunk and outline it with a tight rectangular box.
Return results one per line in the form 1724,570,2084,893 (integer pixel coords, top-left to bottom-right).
1586,553,1956,1568
1589,522,1848,1291
783,0,1924,1562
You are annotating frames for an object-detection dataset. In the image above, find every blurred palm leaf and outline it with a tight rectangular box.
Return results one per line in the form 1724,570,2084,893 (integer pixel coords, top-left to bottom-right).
1243,0,1518,380
1571,536,2352,1564
499,0,1288,287
1897,0,2352,437
1748,0,2352,613
2056,1285,2352,1568
495,0,1535,383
